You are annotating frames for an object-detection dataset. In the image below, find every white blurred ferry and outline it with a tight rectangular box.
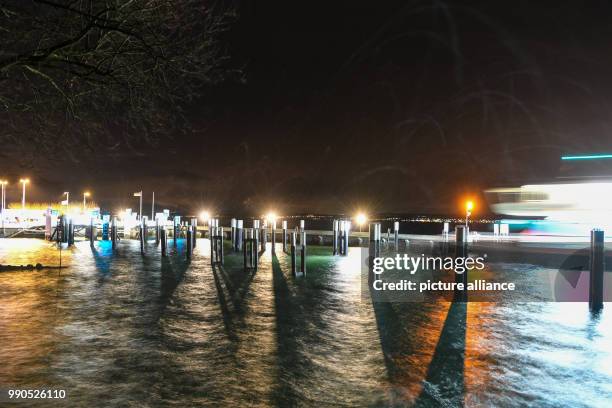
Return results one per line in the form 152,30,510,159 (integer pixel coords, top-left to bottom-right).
484,155,612,234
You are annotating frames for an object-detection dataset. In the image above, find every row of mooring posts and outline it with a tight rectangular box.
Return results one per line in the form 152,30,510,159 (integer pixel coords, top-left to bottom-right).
332,219,351,255
56,215,75,246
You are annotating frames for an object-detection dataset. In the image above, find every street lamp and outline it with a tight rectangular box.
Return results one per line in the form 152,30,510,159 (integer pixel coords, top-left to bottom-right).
465,200,474,228
199,210,211,223
266,211,277,230
355,212,367,232
19,178,29,210
83,191,90,212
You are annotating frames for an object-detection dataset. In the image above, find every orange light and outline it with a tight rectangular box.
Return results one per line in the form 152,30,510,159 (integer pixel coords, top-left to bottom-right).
466,201,474,212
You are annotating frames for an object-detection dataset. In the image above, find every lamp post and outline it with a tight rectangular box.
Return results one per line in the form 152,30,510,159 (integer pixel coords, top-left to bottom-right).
465,201,473,228
19,178,29,210
83,191,90,212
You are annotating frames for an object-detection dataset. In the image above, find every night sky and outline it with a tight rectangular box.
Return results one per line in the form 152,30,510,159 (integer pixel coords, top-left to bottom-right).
5,0,612,216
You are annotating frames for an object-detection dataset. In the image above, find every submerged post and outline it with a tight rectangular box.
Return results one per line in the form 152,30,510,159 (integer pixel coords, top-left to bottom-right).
210,220,224,265
68,218,74,246
173,216,180,247
333,219,339,255
282,220,288,252
236,220,244,251
191,218,197,248
161,227,167,257
299,220,305,246
454,225,468,302
139,219,145,255
339,220,345,255
186,228,192,258
217,226,224,264
155,218,160,246
339,220,350,255
89,218,95,247
590,229,604,312
142,216,148,245
369,223,381,258
394,221,399,251
300,230,307,276
290,231,297,276
345,221,351,254
111,216,117,250
210,219,216,263
271,219,276,255
243,228,258,271
261,220,267,252
230,218,237,248
254,219,262,253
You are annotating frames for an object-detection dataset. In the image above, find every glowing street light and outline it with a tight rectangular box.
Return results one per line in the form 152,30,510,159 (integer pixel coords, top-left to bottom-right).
83,191,91,212
199,210,211,223
465,200,474,228
266,211,277,229
19,178,29,210
355,212,367,232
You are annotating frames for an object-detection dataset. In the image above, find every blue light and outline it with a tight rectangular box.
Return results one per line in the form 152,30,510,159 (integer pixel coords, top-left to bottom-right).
561,154,612,160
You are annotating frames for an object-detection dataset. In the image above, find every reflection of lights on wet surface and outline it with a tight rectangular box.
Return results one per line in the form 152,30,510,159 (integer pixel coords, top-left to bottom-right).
0,240,611,406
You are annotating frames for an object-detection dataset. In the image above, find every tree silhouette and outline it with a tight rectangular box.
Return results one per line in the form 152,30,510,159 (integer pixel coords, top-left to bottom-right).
0,0,236,161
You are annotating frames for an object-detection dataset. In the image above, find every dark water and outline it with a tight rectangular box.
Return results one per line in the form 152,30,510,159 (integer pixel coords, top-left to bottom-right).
0,238,611,407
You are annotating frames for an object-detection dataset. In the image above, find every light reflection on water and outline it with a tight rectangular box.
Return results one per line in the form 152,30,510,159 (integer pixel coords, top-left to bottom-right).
0,238,611,407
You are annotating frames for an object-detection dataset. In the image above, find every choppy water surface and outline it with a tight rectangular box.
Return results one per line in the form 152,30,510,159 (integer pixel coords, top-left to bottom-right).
0,238,611,407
